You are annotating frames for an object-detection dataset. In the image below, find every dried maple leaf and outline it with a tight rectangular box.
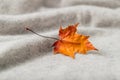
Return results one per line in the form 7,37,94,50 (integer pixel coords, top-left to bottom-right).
53,23,98,58
25,23,98,59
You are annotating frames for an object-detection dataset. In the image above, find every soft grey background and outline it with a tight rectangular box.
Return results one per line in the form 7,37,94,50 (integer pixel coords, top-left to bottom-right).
0,0,120,80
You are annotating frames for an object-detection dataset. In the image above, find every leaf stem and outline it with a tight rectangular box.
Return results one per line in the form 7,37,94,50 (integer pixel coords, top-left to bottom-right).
25,27,58,40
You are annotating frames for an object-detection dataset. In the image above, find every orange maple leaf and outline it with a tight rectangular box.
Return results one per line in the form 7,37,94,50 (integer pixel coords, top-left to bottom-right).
53,23,98,58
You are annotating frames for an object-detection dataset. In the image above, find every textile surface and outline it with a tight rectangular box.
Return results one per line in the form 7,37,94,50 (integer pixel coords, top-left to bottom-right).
0,0,120,80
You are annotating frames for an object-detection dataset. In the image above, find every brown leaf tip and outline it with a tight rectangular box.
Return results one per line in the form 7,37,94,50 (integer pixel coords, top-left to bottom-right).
95,48,99,51
25,27,30,31
25,27,29,30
